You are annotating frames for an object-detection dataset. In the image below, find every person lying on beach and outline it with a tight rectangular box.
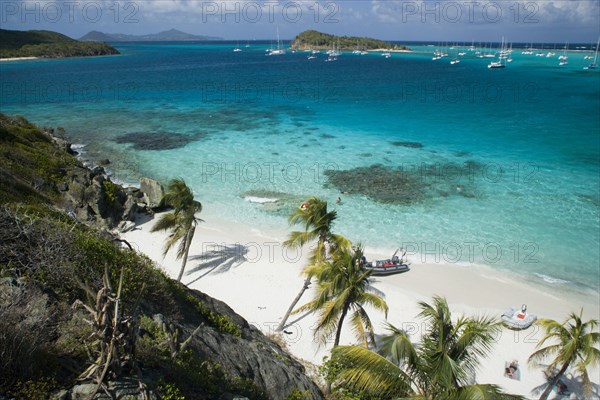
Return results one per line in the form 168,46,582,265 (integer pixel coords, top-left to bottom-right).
557,381,569,395
504,360,519,379
505,366,517,378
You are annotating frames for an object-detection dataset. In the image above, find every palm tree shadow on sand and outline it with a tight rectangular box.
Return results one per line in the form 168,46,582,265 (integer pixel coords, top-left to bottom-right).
530,364,600,399
184,243,249,285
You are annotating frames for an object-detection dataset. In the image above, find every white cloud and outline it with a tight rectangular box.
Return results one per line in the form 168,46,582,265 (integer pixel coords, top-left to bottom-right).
368,0,600,27
534,0,600,25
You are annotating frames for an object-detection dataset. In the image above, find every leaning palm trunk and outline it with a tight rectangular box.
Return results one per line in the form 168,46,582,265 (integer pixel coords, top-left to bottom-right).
277,275,312,331
277,236,328,331
539,362,570,400
333,304,350,347
176,224,195,282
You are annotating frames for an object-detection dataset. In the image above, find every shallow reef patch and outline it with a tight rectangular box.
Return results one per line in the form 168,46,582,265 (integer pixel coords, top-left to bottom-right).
390,141,424,149
324,161,482,204
115,131,206,150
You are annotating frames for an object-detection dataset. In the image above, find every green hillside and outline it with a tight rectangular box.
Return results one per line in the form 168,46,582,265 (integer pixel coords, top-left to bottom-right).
0,29,119,58
0,29,75,50
0,114,323,399
290,30,410,51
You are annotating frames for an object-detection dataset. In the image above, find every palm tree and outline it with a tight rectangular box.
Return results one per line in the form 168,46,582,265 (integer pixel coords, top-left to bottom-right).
276,197,350,331
151,179,202,282
330,296,523,399
295,245,388,347
528,310,599,400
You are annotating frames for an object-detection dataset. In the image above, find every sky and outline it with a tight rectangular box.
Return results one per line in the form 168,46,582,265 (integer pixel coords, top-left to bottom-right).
1,0,599,42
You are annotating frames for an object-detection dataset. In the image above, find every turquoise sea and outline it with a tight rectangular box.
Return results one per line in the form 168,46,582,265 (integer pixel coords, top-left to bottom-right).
1,41,599,294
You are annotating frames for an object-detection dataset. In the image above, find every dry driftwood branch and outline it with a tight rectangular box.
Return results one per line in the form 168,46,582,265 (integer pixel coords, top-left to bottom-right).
71,264,147,400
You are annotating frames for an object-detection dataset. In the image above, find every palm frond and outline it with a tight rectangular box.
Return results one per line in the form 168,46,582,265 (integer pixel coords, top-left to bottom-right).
150,212,180,232
356,305,377,347
454,315,499,372
160,178,202,213
313,299,344,345
360,291,389,317
301,261,327,280
176,223,196,260
332,345,413,398
292,298,321,315
161,225,185,257
452,384,526,400
329,233,352,252
528,344,562,367
283,230,316,250
350,308,369,347
380,322,419,368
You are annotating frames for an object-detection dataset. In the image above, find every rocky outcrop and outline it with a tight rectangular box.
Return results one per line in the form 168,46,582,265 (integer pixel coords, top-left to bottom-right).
51,379,160,400
140,177,164,209
59,164,128,229
55,152,160,229
1,114,324,400
156,290,324,400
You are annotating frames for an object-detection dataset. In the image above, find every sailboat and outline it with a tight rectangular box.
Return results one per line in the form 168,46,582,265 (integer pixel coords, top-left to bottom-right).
522,43,533,55
504,42,513,62
558,42,568,66
326,40,341,61
233,41,242,52
432,42,446,60
484,42,495,58
267,28,285,56
307,44,317,59
450,48,460,64
488,37,506,69
584,43,593,59
311,41,320,55
583,37,599,70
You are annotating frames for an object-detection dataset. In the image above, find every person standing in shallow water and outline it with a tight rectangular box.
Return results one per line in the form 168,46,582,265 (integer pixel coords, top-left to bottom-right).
336,197,342,204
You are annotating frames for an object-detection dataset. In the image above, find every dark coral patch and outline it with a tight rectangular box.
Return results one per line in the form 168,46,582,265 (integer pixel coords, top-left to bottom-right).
324,161,481,204
390,141,424,149
115,132,205,150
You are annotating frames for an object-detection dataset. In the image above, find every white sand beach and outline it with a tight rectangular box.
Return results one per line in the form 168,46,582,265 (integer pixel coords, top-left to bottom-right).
122,210,600,399
0,57,38,62
368,48,412,53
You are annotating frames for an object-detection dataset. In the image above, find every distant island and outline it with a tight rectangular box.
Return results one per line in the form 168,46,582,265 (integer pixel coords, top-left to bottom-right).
80,28,222,42
0,29,119,59
290,30,411,51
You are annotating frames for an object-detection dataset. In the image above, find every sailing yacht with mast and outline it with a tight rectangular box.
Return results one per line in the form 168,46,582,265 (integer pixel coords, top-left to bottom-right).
583,38,599,70
522,43,533,55
267,28,286,56
488,37,506,69
450,48,460,64
584,43,593,60
558,42,568,66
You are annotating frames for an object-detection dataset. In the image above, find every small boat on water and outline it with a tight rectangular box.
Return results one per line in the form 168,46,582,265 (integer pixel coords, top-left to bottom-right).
365,259,410,276
266,27,286,56
584,37,599,70
501,304,537,330
364,249,410,276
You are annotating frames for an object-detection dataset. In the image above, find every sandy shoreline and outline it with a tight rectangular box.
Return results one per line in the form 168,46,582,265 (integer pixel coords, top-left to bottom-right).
121,209,599,399
0,56,39,62
368,48,412,53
